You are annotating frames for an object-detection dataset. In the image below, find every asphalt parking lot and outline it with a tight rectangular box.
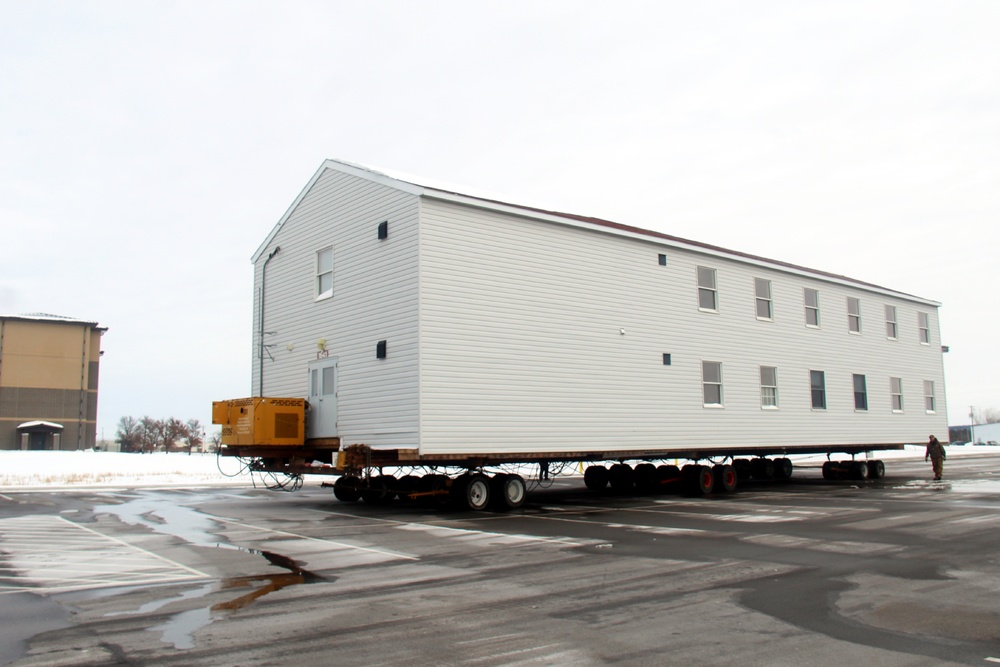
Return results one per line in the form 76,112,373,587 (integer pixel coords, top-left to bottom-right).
2,455,1000,666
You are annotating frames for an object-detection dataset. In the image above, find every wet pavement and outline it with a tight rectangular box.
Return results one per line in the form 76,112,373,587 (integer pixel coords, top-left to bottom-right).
1,455,999,666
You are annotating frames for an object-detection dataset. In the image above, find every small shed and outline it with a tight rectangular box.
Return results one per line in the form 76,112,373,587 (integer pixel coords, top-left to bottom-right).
250,160,948,457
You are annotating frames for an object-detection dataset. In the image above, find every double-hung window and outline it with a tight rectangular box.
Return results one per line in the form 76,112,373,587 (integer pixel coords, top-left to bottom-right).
316,246,334,300
890,377,904,411
847,297,861,333
918,312,930,344
755,278,773,320
698,267,718,311
760,366,778,408
810,370,826,409
924,380,936,413
703,361,723,406
885,305,898,339
853,374,868,410
804,288,820,327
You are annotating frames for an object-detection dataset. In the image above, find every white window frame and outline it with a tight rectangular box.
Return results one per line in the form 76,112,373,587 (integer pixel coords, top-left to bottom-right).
810,370,826,409
847,297,861,334
885,305,898,340
918,312,930,344
697,267,718,312
755,278,773,321
853,374,868,411
702,361,723,406
316,246,334,301
804,288,820,327
890,377,904,412
924,380,936,413
760,366,778,408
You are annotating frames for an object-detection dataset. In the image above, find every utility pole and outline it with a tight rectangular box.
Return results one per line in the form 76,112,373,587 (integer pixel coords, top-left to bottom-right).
969,406,976,444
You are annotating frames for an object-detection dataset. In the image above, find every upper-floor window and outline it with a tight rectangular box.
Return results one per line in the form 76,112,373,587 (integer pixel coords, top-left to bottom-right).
853,374,868,410
804,288,820,327
810,370,826,409
924,380,936,413
918,312,930,344
316,246,334,300
847,297,861,333
890,377,904,411
755,278,773,320
703,361,723,406
885,305,898,339
698,267,718,311
760,366,778,408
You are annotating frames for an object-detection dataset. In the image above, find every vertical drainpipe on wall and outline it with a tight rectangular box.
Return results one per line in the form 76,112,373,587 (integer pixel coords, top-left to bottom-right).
258,246,280,397
79,326,88,451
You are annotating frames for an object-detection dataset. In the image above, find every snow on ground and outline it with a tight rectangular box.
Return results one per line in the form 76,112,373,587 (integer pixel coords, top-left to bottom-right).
1,445,999,490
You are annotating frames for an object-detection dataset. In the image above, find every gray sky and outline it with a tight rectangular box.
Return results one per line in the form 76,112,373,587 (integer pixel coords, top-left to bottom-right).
1,0,997,439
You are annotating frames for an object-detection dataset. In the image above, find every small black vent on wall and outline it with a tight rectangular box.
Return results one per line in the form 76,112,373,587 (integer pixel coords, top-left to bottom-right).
658,254,667,266
378,221,388,240
376,340,387,359
663,353,672,365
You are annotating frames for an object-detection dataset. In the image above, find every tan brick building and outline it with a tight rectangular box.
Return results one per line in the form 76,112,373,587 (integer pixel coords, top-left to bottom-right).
0,314,106,450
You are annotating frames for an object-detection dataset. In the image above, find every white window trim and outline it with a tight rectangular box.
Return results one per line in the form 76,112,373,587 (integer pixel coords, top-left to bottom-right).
697,266,718,313
760,365,778,409
702,360,724,407
804,288,820,328
847,297,861,335
316,246,334,301
852,373,868,412
885,305,898,340
755,278,773,322
810,370,826,410
924,380,936,414
890,377,904,413
918,312,930,345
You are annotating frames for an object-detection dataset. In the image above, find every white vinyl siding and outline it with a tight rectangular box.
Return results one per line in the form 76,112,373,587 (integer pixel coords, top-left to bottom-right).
251,160,950,457
251,167,421,448
804,288,820,327
755,278,773,320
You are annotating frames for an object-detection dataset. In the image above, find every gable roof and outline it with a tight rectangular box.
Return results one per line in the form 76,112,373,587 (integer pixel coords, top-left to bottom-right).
253,159,939,306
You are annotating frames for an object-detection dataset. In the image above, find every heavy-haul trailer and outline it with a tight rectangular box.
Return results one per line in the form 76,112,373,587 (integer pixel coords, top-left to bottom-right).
213,396,901,511
221,159,949,509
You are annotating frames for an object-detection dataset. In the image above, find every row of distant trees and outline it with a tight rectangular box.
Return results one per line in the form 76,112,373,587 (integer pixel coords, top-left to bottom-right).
115,416,219,453
973,407,1000,424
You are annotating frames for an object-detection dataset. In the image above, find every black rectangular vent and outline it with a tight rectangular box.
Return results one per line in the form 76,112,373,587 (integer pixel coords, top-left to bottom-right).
376,340,387,359
378,220,388,240
663,353,672,365
658,254,667,266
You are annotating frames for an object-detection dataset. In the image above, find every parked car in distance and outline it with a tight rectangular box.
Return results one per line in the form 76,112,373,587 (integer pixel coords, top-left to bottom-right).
950,441,968,446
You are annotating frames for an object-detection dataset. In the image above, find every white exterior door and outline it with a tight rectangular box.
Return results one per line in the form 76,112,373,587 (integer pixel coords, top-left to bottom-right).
307,358,338,438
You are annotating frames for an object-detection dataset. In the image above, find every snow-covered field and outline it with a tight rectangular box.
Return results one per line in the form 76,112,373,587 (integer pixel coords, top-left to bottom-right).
1,445,998,490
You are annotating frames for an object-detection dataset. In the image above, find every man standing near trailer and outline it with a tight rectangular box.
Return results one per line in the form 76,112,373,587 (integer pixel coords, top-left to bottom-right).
926,435,946,481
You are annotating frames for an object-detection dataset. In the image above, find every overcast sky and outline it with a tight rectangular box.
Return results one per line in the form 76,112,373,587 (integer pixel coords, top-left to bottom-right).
1,1,997,439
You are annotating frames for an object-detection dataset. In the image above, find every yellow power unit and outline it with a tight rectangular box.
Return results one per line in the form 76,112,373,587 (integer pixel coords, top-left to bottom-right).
212,397,306,447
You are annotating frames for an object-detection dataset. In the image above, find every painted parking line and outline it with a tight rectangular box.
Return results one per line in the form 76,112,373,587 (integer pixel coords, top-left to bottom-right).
0,515,208,595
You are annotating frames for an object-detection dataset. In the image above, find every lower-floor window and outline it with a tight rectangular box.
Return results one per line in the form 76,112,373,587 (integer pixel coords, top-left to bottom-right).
703,361,723,406
924,380,936,412
890,377,904,411
853,374,868,410
760,366,778,407
810,370,826,409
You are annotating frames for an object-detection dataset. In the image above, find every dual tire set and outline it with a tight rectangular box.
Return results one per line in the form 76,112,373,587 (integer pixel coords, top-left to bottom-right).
584,462,740,496
332,472,527,511
821,459,886,481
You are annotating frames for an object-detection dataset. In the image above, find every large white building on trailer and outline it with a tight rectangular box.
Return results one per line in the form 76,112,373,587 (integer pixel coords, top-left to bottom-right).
249,159,948,464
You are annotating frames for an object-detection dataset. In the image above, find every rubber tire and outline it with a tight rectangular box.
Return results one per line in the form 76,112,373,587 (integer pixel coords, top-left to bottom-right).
333,475,362,502
396,474,420,502
361,474,397,505
686,465,715,495
584,465,609,491
774,457,794,481
732,459,752,481
634,463,658,494
491,473,526,510
451,473,491,511
867,459,886,479
416,474,449,505
750,458,776,480
713,464,738,493
608,464,635,493
852,461,870,480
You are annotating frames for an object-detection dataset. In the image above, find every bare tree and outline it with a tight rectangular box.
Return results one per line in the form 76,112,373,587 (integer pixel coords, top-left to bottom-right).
979,407,1000,424
163,417,187,453
115,416,142,453
185,419,204,454
208,429,222,453
139,416,162,453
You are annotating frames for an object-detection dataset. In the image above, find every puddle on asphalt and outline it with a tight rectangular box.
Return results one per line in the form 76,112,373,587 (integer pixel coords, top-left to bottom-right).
895,478,1000,494
91,494,330,650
